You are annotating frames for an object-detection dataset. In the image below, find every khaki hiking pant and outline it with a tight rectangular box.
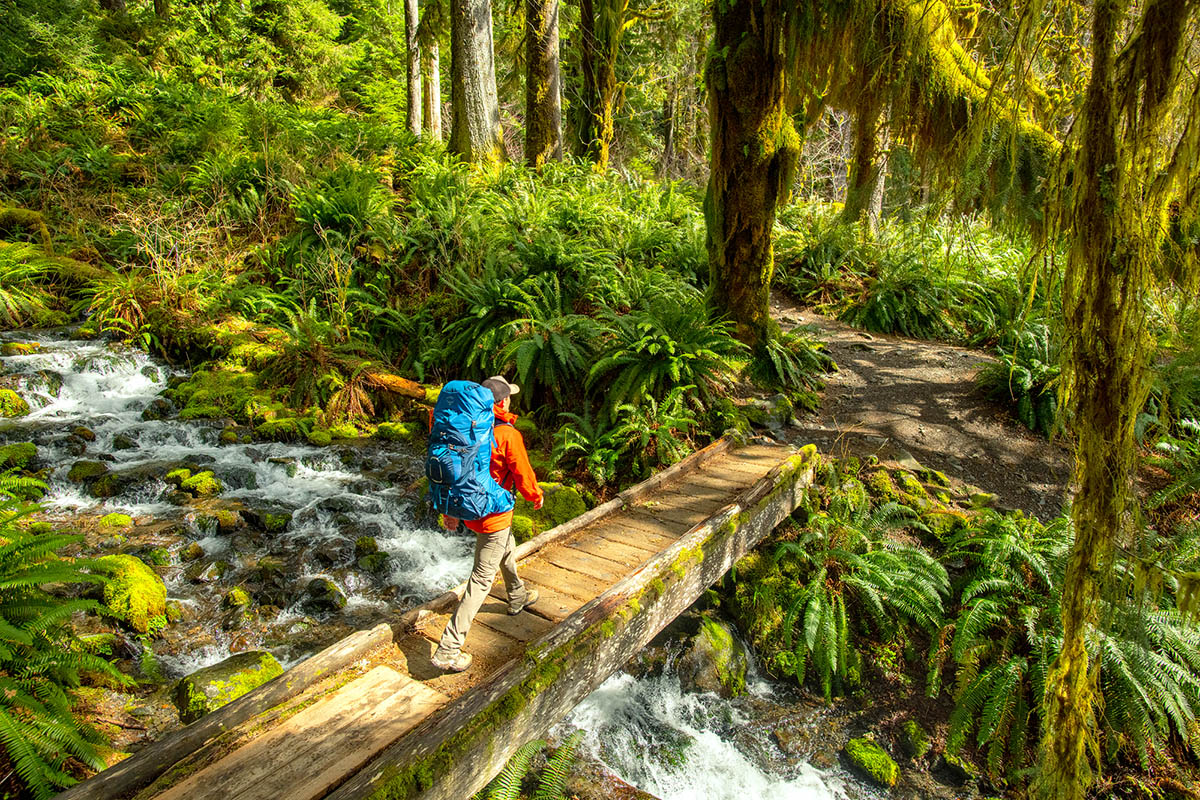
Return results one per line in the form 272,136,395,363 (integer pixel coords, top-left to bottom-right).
436,526,528,657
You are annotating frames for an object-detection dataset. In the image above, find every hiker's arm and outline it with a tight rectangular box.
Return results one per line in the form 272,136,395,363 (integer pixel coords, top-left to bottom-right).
505,433,544,506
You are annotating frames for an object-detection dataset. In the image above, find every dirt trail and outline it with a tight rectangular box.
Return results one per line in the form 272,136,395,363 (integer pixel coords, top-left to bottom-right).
772,298,1073,520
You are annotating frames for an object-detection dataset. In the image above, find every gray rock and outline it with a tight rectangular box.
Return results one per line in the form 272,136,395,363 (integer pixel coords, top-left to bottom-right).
172,651,283,723
112,433,139,451
141,398,174,421
302,578,347,613
676,616,747,698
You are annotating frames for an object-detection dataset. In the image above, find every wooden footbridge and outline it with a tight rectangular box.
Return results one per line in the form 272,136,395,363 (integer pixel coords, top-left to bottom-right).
59,438,817,800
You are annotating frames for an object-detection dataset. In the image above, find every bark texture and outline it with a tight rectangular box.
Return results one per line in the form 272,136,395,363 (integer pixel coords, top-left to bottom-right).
406,0,423,136
450,0,505,162
704,0,799,346
524,0,563,166
575,0,627,170
841,100,887,228
423,42,443,141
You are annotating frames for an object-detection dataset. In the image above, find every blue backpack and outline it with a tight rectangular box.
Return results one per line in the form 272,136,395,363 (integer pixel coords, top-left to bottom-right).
425,381,515,521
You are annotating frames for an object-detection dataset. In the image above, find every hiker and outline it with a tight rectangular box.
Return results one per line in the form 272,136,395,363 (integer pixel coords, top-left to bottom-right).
429,376,544,673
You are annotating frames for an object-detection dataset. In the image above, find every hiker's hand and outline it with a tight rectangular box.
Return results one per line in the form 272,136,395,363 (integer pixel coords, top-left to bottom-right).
441,515,459,531
533,496,544,511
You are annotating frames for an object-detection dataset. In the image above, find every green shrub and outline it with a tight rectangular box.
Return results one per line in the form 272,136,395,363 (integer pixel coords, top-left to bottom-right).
977,320,1061,438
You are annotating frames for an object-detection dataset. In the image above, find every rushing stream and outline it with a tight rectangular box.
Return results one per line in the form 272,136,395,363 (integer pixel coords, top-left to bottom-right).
0,328,473,675
2,329,883,798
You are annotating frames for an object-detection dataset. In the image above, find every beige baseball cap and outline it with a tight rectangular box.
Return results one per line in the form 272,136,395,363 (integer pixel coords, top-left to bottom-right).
481,376,520,403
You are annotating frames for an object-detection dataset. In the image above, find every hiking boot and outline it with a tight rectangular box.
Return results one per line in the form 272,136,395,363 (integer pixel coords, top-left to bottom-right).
431,650,472,672
509,589,539,615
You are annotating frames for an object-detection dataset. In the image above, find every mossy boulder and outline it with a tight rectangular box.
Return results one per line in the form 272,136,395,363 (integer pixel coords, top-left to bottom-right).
0,341,41,356
90,472,134,498
112,433,138,450
181,541,205,561
172,651,283,723
179,405,224,421
0,442,37,471
328,423,358,440
95,555,167,634
936,751,978,785
168,469,223,497
68,460,109,483
917,468,951,488
678,615,747,698
844,737,900,788
222,587,252,610
256,417,312,442
511,515,535,543
513,416,538,438
243,506,292,532
357,552,390,573
863,470,899,502
98,512,132,530
512,482,588,541
306,429,333,446
373,421,420,443
302,578,347,613
141,398,174,421
354,536,378,557
0,389,30,417
71,426,96,442
219,429,240,445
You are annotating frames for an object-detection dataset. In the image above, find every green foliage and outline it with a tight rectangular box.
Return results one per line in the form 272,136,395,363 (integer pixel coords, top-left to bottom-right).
0,475,128,800
1147,418,1200,509
532,731,585,800
483,739,546,800
0,243,58,327
605,385,699,481
475,732,585,800
744,328,835,402
977,320,1062,438
588,302,745,420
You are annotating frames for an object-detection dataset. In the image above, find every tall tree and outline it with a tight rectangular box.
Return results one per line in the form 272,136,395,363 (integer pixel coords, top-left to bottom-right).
841,100,888,227
1035,0,1200,796
703,0,798,347
524,0,562,165
423,41,443,140
450,0,505,162
406,0,423,135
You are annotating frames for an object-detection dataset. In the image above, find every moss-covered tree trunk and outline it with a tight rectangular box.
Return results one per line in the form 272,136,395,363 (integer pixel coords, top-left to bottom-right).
525,0,562,166
575,0,627,170
1036,0,1196,796
841,100,886,227
423,41,443,141
450,0,505,163
406,0,423,137
704,0,799,347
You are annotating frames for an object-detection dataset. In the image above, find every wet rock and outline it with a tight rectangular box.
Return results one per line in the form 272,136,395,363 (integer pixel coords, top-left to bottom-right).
0,341,41,356
312,539,352,569
68,459,109,483
357,552,391,574
180,541,205,562
933,751,978,786
166,490,191,506
243,506,292,532
172,651,283,724
71,425,96,442
90,472,135,498
222,587,252,610
318,496,357,514
141,398,174,421
0,442,37,472
844,737,900,789
216,466,258,491
141,365,161,381
98,512,133,530
166,468,223,497
112,433,139,451
184,559,230,584
213,509,244,532
94,555,167,634
302,578,347,613
354,536,378,558
676,616,747,698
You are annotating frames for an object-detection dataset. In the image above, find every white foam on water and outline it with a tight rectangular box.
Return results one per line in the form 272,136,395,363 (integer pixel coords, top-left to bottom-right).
564,670,849,800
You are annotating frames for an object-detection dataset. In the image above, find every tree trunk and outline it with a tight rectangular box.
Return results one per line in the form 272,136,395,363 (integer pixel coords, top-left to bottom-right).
841,100,886,228
575,0,626,170
524,0,562,166
423,41,443,141
450,0,505,162
704,0,798,347
153,0,169,18
575,0,600,158
99,0,126,14
406,0,423,136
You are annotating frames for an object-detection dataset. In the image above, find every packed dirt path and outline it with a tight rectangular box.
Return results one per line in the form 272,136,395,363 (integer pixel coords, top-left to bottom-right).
773,298,1073,520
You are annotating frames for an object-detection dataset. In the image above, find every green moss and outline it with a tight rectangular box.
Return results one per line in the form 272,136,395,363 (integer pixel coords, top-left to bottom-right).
307,429,333,446
68,460,109,483
864,470,899,501
845,737,900,788
357,553,391,573
172,651,283,723
180,471,222,497
513,417,538,437
901,719,931,760
0,389,29,417
511,515,535,543
916,468,950,488
894,471,929,498
99,512,132,529
328,423,358,439
222,587,252,609
374,421,420,442
167,368,270,424
256,417,313,442
143,547,170,566
355,536,379,557
180,405,224,420
214,509,241,530
165,468,191,487
697,616,746,696
219,429,239,444
96,555,167,634
0,442,37,471
0,341,41,356
513,482,588,540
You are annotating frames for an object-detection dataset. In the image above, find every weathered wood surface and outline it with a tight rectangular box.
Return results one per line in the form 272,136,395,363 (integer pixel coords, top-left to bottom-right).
62,439,810,800
156,667,446,800
325,443,816,800
55,624,394,800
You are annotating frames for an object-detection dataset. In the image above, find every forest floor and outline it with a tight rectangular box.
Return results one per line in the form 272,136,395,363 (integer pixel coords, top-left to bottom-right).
772,297,1073,521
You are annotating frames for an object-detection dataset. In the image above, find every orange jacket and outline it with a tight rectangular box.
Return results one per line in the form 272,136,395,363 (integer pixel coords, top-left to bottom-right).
431,405,543,534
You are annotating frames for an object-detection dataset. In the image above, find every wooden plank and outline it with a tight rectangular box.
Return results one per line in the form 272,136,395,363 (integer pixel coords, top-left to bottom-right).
568,536,653,567
605,512,686,541
489,583,580,623
157,667,446,800
629,504,712,530
472,601,555,642
592,520,679,552
540,546,629,583
685,469,753,495
519,560,611,600
631,489,727,516
57,623,395,800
